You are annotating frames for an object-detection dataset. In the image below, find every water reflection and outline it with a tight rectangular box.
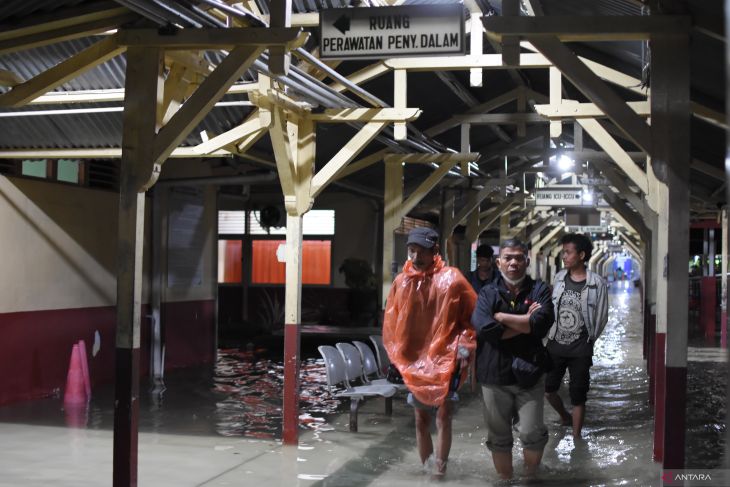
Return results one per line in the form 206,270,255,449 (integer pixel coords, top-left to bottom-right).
213,349,340,439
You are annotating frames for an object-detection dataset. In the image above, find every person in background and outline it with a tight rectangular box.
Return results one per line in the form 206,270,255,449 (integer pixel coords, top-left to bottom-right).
465,244,500,293
544,233,608,439
383,227,476,478
471,238,555,480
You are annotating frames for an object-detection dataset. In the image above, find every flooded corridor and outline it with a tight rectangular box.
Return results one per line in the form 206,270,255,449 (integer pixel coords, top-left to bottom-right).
0,284,725,486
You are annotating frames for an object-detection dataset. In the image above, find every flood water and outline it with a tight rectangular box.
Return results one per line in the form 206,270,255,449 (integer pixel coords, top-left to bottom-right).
212,349,342,438
0,283,725,482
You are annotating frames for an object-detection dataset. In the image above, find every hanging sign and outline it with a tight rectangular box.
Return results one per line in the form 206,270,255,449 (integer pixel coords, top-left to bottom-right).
565,226,609,234
535,187,584,206
320,4,465,59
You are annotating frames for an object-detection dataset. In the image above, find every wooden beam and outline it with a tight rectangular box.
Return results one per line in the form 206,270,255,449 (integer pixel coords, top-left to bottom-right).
262,12,319,27
0,12,137,55
529,36,652,154
592,159,647,211
469,10,484,86
601,187,649,239
400,161,461,218
385,153,479,164
117,28,307,50
311,121,388,197
454,113,547,124
393,69,407,140
192,117,266,155
0,69,23,87
384,53,551,71
308,108,421,122
469,196,525,241
270,106,295,198
153,45,264,165
160,63,189,125
577,118,648,194
527,215,559,241
327,62,389,93
535,100,650,118
0,35,125,107
484,15,690,41
549,67,562,137
692,158,725,181
425,88,520,137
500,0,520,65
333,148,389,181
269,0,292,76
447,179,512,234
0,148,231,159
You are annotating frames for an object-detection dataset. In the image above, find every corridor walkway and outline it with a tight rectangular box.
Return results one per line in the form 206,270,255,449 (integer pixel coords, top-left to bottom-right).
0,284,661,486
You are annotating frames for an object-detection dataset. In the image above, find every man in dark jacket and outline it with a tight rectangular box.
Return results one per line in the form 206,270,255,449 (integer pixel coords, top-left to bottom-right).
471,238,555,480
464,243,500,293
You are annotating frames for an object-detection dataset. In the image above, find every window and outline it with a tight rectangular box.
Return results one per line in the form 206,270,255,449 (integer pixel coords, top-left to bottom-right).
250,209,335,235
218,240,242,283
17,159,87,186
216,209,335,286
57,159,80,184
251,239,332,285
22,159,48,178
218,211,246,235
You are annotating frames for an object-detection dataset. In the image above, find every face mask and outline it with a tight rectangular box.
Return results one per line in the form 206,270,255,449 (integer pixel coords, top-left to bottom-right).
502,274,525,287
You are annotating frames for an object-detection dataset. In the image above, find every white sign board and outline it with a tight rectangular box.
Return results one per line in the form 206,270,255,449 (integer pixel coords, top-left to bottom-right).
320,5,464,60
565,226,609,234
535,187,584,206
579,177,609,186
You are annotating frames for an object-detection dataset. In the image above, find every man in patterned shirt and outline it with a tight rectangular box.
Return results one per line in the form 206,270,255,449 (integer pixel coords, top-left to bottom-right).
545,233,608,439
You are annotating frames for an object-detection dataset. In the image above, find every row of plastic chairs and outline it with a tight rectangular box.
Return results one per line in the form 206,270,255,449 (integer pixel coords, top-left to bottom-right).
317,336,405,432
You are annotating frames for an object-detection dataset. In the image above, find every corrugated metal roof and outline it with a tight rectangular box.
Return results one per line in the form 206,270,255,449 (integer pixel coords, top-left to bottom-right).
0,0,89,22
0,0,724,210
0,37,127,93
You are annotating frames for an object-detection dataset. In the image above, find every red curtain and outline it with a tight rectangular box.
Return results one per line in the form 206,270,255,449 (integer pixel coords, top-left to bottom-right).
219,240,242,283
251,240,331,285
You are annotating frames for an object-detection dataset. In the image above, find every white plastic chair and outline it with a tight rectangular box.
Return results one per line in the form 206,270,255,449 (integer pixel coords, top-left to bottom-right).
369,334,390,376
317,345,397,432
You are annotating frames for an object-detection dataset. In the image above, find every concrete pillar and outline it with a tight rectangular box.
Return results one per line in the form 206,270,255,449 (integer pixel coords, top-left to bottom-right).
722,208,728,348
650,29,690,468
114,46,162,487
282,214,303,445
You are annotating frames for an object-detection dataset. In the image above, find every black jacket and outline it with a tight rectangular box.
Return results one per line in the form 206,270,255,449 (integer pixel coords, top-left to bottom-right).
471,275,555,385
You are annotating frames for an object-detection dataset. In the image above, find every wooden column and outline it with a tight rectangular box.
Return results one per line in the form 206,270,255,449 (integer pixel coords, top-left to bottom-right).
114,46,162,487
382,160,403,306
650,30,690,468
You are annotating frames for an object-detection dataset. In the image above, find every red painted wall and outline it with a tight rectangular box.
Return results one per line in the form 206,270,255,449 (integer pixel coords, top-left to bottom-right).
0,300,214,406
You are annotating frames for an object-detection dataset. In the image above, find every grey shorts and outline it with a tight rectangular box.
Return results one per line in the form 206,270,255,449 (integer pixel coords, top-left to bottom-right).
481,377,548,452
407,391,459,410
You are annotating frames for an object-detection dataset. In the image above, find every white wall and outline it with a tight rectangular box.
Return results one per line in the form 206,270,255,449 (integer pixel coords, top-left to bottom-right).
0,175,149,312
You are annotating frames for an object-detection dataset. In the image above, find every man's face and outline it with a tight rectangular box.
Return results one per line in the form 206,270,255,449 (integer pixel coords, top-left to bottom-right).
408,243,437,271
561,243,585,271
477,256,492,273
497,246,528,281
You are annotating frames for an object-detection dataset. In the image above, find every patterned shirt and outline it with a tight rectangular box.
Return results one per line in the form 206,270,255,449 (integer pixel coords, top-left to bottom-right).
547,274,592,357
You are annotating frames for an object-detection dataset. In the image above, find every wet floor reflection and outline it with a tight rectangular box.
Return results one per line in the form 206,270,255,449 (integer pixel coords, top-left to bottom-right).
213,349,342,439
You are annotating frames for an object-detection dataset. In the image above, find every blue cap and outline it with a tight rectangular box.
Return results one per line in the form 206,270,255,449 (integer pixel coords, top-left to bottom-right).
406,227,439,248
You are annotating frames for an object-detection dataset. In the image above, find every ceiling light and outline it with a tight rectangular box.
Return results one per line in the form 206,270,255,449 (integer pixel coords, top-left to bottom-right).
558,155,574,171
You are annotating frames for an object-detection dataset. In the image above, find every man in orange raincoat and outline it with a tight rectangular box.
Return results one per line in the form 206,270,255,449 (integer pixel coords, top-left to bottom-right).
383,227,477,477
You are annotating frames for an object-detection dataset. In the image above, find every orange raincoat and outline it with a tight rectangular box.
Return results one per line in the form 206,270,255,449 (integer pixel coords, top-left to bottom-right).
383,255,477,406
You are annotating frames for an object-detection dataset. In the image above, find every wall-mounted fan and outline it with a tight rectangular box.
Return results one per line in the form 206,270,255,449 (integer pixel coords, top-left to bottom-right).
259,205,285,229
